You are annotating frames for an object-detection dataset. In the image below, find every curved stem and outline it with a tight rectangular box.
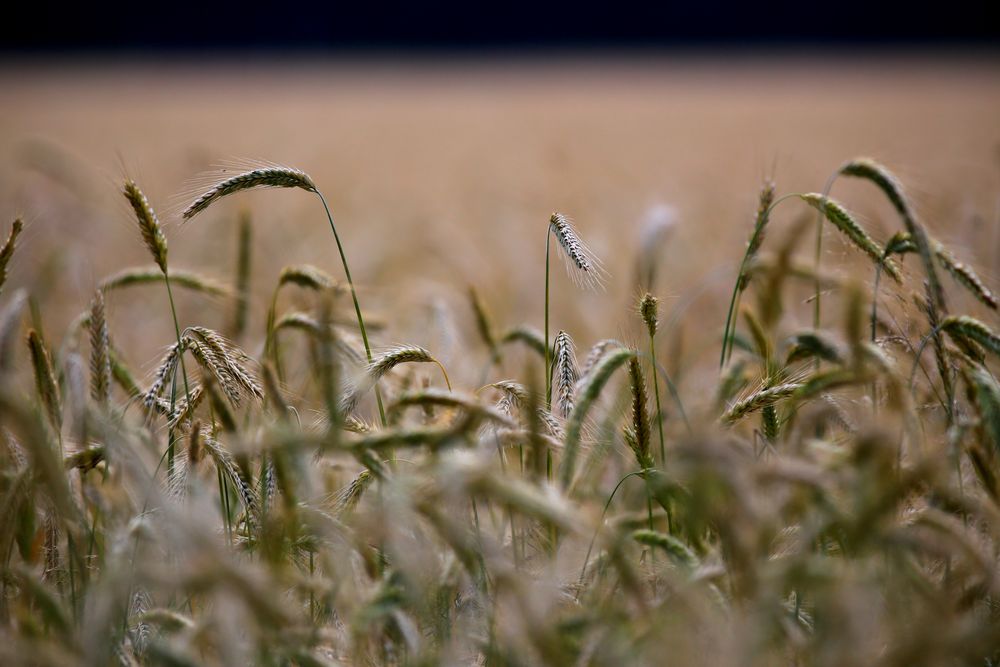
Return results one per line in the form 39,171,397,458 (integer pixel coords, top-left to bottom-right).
316,191,387,428
431,358,453,391
908,323,945,392
575,469,647,600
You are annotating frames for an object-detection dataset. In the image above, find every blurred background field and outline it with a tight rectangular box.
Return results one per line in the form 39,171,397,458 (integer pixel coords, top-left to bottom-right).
1,55,998,397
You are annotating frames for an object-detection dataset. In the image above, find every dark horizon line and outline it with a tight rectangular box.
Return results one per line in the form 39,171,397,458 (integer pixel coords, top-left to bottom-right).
4,40,1000,60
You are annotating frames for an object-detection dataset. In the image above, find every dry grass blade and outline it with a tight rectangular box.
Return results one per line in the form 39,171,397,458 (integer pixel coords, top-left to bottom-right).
182,165,316,220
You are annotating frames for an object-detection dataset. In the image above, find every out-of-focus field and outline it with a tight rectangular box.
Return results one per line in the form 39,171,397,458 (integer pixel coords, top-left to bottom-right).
1,56,998,389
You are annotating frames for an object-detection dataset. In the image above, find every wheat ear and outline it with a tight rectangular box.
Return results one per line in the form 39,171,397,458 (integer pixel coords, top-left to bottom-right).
89,290,111,407
0,218,23,296
182,166,316,220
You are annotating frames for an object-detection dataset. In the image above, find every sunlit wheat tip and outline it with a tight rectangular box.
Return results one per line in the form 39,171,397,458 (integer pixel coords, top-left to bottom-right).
183,166,316,220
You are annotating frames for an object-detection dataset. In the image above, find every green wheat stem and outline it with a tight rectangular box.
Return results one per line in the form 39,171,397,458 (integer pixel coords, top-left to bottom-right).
163,272,192,476
648,335,667,465
316,191,387,428
576,470,646,601
719,192,800,368
544,227,553,409
813,171,838,336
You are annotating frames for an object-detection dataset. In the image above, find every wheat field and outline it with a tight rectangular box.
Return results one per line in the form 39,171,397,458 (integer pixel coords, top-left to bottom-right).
1,56,1000,665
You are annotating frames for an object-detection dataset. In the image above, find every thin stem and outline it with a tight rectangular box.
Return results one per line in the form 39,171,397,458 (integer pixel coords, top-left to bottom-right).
652,357,692,435
316,191,387,428
164,272,192,477
648,334,666,465
720,192,805,368
431,359,453,391
813,171,839,335
544,226,552,409
576,470,646,601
